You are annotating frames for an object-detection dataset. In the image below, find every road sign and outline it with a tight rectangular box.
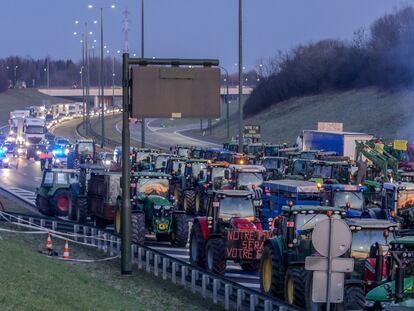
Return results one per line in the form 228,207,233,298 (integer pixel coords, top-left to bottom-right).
311,218,352,258
243,125,261,139
317,122,343,132
306,218,354,308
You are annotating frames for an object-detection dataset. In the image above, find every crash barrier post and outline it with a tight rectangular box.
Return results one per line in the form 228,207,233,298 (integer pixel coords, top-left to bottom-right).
0,211,298,311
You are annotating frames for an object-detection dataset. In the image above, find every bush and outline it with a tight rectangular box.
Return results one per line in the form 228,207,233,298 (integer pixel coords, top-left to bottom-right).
245,6,414,116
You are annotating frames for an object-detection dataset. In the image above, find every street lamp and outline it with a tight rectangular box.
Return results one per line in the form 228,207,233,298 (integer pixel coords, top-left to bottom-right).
14,66,18,86
219,66,230,138
88,3,116,148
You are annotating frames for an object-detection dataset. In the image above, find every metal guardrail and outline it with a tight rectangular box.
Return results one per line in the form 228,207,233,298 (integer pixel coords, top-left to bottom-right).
0,211,300,311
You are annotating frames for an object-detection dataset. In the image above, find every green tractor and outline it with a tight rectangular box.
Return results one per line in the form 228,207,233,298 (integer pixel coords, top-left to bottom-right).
35,169,78,216
115,172,188,246
366,236,414,310
260,207,398,310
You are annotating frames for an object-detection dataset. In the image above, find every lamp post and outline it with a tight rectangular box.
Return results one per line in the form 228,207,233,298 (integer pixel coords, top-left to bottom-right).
219,66,230,138
140,0,146,148
238,0,244,152
89,3,116,148
14,66,18,86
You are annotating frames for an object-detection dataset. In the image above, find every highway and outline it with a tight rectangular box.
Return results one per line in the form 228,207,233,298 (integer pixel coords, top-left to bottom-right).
0,118,260,291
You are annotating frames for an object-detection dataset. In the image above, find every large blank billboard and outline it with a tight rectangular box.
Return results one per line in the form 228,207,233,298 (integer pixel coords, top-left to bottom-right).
131,66,220,119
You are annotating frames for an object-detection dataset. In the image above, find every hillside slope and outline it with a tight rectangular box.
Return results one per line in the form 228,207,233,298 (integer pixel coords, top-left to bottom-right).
187,87,413,144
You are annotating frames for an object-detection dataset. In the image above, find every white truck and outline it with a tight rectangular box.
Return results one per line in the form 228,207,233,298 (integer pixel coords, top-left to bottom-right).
24,118,46,159
302,130,374,161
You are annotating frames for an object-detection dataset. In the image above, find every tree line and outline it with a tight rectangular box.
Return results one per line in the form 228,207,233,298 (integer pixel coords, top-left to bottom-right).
244,6,414,116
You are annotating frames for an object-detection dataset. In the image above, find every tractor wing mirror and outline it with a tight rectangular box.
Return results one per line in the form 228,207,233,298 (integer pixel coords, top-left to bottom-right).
224,170,230,180
162,161,166,167
199,170,205,180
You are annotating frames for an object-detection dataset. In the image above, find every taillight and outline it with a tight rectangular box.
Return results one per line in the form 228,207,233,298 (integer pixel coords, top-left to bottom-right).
287,221,295,227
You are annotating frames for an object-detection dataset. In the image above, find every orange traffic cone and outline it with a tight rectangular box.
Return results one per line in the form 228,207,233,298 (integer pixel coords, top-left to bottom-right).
63,240,70,260
46,232,53,250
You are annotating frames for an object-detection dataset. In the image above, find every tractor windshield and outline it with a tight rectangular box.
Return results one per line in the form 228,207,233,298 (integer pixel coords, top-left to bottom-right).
211,167,226,189
172,161,184,175
177,148,190,157
397,190,414,210
191,162,207,179
136,152,150,162
263,158,283,170
295,214,331,231
313,165,332,179
137,178,169,196
351,230,390,259
219,197,255,221
155,155,169,169
237,172,264,189
264,146,279,157
78,142,94,154
333,191,364,210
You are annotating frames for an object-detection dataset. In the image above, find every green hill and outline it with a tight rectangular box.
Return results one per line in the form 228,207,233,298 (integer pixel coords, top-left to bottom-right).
188,87,413,144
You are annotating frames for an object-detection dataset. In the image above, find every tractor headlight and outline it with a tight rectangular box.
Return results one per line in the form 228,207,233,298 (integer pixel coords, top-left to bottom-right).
105,160,111,165
3,158,9,163
17,148,24,154
36,150,41,155
25,142,31,147
64,148,70,155
55,159,61,164
153,205,162,210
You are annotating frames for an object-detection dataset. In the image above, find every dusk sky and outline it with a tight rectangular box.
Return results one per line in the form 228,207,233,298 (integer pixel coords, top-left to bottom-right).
2,0,412,72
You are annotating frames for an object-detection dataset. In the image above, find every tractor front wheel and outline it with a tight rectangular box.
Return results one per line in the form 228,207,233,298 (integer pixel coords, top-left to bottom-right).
189,222,206,268
170,213,188,247
284,267,307,308
259,243,284,298
183,190,196,215
335,285,365,311
206,238,226,275
132,212,146,244
51,189,72,216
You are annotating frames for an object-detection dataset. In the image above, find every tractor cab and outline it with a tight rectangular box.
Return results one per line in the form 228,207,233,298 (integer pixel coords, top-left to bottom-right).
204,161,230,191
203,148,224,161
310,160,352,184
287,158,316,180
75,139,95,161
134,148,159,172
35,168,79,217
261,156,287,180
226,164,266,191
321,184,366,218
217,150,249,165
131,172,171,199
261,180,322,228
190,147,205,159
154,153,174,172
382,182,414,229
225,140,248,153
190,190,272,275
175,145,191,158
263,144,281,157
400,172,414,183
366,236,414,308
183,159,208,185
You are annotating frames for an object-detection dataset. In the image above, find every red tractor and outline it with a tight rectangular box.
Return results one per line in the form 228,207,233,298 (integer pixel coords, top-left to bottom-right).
190,190,272,275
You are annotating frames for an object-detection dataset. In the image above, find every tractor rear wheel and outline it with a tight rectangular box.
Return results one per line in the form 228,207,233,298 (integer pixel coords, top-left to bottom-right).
170,213,188,247
259,243,284,298
51,189,72,216
241,261,260,272
335,285,365,311
36,195,52,216
75,197,87,224
183,190,196,215
132,212,146,244
284,267,307,308
189,222,206,268
206,238,226,275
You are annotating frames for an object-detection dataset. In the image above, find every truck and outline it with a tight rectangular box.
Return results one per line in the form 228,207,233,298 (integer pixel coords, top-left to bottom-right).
8,117,25,145
302,130,373,161
24,118,46,159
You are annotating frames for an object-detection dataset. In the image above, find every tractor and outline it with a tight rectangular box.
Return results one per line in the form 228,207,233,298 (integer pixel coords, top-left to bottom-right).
381,182,414,229
174,145,191,158
190,190,272,275
35,169,78,216
366,236,414,310
165,156,187,201
194,161,230,215
67,139,96,169
263,144,281,157
133,148,160,172
153,153,175,173
172,159,208,215
114,172,188,246
261,156,287,180
260,206,397,309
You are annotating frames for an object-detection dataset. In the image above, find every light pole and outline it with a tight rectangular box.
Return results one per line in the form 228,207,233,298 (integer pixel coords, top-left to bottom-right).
89,4,116,148
140,0,145,148
238,0,244,152
219,66,230,138
14,66,18,86
44,58,50,88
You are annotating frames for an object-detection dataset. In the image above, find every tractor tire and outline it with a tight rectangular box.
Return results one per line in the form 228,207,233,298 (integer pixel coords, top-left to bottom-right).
132,212,146,244
114,200,122,235
335,285,365,311
189,222,206,268
183,190,196,215
195,189,206,216
284,267,307,308
241,261,260,272
206,238,226,275
36,195,52,216
51,189,72,216
259,243,285,298
75,197,88,224
68,195,78,221
170,213,189,247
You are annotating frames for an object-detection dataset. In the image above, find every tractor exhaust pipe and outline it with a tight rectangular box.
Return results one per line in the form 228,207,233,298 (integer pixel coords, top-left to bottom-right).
392,251,404,302
375,243,384,284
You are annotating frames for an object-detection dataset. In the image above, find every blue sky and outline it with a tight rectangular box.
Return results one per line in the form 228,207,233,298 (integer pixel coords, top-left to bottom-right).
1,0,412,71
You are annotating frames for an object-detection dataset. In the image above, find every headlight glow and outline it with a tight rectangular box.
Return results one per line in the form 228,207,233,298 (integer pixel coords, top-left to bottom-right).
64,148,70,155
25,142,30,147
36,150,41,155
105,160,111,165
3,158,9,163
17,148,23,154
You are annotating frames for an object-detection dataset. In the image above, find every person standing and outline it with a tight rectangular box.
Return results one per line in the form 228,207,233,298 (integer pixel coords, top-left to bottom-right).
39,150,47,170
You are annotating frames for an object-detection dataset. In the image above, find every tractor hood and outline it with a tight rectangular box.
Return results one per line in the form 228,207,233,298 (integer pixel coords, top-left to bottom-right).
147,195,170,205
366,277,413,302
